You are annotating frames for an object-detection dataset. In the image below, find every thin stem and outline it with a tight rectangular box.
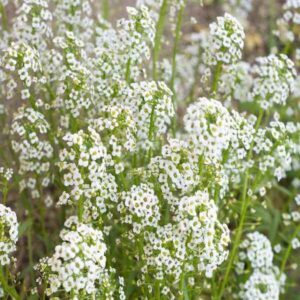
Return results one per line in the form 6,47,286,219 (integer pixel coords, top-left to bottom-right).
125,59,131,83
170,0,187,97
268,0,276,51
154,281,160,299
280,223,300,276
102,0,109,20
27,223,34,285
78,196,84,222
147,104,156,162
0,3,8,31
0,268,20,300
2,182,8,205
217,110,264,299
211,62,222,94
153,0,169,81
170,0,187,136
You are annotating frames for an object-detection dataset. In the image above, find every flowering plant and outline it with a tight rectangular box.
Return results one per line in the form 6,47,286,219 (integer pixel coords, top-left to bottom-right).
0,0,300,299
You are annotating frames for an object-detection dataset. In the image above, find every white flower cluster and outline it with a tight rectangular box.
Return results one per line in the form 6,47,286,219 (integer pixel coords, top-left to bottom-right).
240,270,282,300
218,62,253,103
54,0,93,43
142,190,230,286
1,43,42,100
92,5,155,94
204,13,245,65
90,105,137,161
149,138,198,207
0,167,13,181
52,31,93,118
121,81,174,148
251,54,296,109
275,0,300,43
0,204,18,266
12,0,53,49
58,128,118,218
117,6,155,62
184,97,236,164
11,106,53,197
118,184,160,232
223,0,253,25
253,114,295,181
237,232,285,300
37,216,107,297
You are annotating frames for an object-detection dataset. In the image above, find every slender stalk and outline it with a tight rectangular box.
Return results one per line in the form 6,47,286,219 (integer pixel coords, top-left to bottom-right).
268,0,276,51
2,182,8,205
216,110,264,299
27,222,34,285
153,0,169,81
125,59,131,83
0,3,8,32
0,268,20,300
211,62,222,94
102,0,109,20
170,0,187,136
170,0,187,97
147,103,157,162
78,196,84,222
154,281,160,299
280,224,300,276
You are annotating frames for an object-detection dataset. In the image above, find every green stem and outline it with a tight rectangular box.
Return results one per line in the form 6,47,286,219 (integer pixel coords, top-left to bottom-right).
102,0,109,20
153,0,169,81
280,223,300,276
268,0,276,51
2,182,8,205
212,62,222,94
125,59,131,83
27,223,34,285
0,268,20,300
147,104,156,162
216,110,264,299
78,196,84,222
170,0,187,98
0,3,8,31
154,281,160,299
170,0,187,136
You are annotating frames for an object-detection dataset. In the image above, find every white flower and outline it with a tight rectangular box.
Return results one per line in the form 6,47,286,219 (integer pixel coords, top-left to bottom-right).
0,204,18,266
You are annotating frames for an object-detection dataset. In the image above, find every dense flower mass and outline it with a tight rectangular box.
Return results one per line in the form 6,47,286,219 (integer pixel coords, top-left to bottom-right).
0,0,299,299
0,204,18,266
204,13,245,65
250,54,296,109
37,216,107,297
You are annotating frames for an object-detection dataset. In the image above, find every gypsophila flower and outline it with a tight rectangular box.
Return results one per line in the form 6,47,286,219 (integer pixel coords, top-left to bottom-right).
295,194,300,205
121,81,174,149
239,232,274,271
250,54,296,109
58,127,118,219
11,106,53,197
204,13,245,66
237,232,285,300
37,216,107,298
141,190,230,289
223,0,253,25
0,43,42,100
0,167,13,182
118,184,161,232
239,270,282,300
0,204,18,266
184,97,236,164
275,0,300,44
291,237,300,249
